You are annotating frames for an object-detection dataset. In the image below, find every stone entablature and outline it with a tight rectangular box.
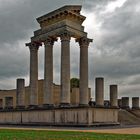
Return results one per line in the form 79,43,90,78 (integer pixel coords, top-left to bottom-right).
25,5,93,108
37,5,85,27
31,5,87,42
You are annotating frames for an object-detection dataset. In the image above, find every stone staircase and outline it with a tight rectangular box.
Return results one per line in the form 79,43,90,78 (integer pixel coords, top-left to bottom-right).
119,109,140,125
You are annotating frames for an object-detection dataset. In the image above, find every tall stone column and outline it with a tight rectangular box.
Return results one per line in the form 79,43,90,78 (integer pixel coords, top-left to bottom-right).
16,78,25,108
78,37,92,106
110,85,118,107
26,42,40,108
60,32,71,106
43,37,55,107
122,97,129,109
132,97,139,109
95,77,104,107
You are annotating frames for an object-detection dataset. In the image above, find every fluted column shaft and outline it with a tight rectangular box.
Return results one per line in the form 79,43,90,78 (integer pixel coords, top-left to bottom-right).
27,42,40,106
60,32,71,105
44,38,55,106
16,78,25,107
110,85,118,107
78,37,92,105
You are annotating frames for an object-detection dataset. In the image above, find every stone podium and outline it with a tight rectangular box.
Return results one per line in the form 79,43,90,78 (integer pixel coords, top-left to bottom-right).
0,5,120,126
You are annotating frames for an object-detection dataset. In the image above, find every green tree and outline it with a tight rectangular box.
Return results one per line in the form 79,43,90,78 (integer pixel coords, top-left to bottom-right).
70,78,79,90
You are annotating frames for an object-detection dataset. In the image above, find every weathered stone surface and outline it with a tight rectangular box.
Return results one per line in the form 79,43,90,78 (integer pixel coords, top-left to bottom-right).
44,37,56,106
77,37,92,106
95,78,104,107
0,5,121,126
0,108,119,125
31,6,87,43
26,42,41,107
60,32,71,105
122,97,129,109
110,85,118,107
132,97,139,109
16,78,25,107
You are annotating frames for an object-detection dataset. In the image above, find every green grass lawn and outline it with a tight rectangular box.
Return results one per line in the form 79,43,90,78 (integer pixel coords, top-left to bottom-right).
0,129,140,140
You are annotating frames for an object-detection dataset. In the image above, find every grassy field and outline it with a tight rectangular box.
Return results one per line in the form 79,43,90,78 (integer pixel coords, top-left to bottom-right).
0,129,140,140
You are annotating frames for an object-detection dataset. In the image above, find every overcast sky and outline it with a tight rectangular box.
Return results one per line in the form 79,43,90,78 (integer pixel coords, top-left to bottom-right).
0,0,140,100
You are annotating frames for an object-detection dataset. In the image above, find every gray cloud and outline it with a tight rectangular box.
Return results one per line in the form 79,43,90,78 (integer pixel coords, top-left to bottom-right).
0,0,140,100
83,0,114,12
0,0,82,89
85,0,140,98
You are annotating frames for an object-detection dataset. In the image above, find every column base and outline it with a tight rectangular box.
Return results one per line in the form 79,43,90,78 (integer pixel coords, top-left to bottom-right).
79,104,89,107
0,107,3,110
43,104,54,109
110,106,119,109
95,105,104,108
28,105,39,110
4,106,14,110
16,106,25,110
132,107,140,110
121,106,130,109
118,105,122,108
59,103,70,108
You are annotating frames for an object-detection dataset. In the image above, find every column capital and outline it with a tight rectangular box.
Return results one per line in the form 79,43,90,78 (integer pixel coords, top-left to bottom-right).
43,37,57,46
26,41,42,51
76,37,93,47
60,31,71,41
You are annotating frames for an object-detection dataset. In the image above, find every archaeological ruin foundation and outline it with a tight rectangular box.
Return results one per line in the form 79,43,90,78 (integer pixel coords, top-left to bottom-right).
0,5,139,126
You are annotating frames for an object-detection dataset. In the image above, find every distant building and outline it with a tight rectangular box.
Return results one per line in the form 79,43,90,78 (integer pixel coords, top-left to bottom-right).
0,80,91,109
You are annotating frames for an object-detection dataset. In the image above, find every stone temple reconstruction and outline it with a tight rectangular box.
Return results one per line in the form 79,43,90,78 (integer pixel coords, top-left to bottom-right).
0,5,139,126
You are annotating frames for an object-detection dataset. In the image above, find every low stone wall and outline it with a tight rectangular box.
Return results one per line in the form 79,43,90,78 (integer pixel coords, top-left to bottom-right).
0,107,118,126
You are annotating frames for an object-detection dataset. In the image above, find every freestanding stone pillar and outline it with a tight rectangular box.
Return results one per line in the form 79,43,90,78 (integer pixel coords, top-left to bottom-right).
132,97,139,109
122,97,129,109
95,77,104,107
110,85,118,107
16,78,25,108
60,32,71,106
26,42,41,108
78,37,92,106
43,38,55,107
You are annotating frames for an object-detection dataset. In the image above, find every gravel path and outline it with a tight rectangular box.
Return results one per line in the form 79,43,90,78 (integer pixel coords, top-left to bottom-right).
88,127,140,134
0,125,140,135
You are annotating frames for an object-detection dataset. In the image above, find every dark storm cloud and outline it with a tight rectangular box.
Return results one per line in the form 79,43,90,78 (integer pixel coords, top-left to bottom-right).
92,0,140,78
0,0,140,100
99,1,140,51
0,42,29,79
83,0,114,12
83,0,140,98
0,0,82,46
0,0,82,89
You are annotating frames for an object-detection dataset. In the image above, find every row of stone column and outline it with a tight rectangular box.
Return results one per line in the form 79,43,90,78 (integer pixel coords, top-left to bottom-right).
16,77,118,108
118,97,140,109
16,77,140,109
95,77,118,107
25,34,92,107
